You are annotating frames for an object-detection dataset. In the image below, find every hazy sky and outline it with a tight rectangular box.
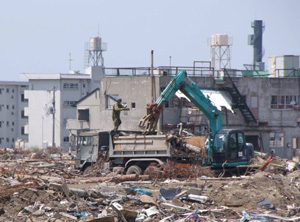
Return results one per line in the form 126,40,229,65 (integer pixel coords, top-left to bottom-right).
0,0,299,81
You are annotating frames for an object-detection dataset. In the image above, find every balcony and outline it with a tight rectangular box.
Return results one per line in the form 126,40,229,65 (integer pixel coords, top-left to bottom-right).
66,119,90,130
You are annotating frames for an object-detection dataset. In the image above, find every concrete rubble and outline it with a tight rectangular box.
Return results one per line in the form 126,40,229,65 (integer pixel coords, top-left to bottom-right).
0,147,300,221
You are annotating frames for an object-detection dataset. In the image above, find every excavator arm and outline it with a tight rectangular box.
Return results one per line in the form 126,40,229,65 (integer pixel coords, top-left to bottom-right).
139,71,223,137
139,71,187,133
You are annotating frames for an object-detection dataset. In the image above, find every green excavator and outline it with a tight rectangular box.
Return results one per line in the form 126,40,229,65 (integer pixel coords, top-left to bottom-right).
139,70,254,168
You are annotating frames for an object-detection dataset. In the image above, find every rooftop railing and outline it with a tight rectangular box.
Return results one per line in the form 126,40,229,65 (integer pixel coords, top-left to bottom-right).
103,66,215,77
103,67,300,78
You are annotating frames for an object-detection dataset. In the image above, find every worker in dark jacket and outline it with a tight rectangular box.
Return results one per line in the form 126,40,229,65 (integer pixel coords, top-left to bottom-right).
112,98,130,132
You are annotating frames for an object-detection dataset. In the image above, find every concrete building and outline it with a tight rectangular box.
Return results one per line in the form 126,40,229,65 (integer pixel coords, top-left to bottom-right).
67,57,300,160
20,67,104,150
0,81,28,148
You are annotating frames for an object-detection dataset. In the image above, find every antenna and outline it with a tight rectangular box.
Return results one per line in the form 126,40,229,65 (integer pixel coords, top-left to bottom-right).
98,23,100,37
69,53,74,71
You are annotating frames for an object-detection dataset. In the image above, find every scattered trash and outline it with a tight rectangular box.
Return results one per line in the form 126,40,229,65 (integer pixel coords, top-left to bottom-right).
143,206,160,217
123,186,152,196
0,148,299,221
186,194,210,203
257,199,275,210
160,187,182,200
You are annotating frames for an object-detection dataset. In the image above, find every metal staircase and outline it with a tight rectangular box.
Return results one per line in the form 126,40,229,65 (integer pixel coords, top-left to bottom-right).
223,69,257,125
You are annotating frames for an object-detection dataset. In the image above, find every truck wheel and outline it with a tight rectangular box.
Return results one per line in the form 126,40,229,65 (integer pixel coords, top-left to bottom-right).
126,165,142,175
83,166,92,176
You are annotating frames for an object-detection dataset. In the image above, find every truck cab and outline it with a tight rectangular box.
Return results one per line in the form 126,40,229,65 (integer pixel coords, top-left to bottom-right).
75,131,110,171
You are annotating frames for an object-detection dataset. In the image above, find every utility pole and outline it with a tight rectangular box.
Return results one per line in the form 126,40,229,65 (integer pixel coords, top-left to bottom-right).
151,50,154,103
52,87,56,147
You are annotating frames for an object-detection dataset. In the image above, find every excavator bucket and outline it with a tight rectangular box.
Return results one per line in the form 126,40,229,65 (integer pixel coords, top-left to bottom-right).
139,103,163,134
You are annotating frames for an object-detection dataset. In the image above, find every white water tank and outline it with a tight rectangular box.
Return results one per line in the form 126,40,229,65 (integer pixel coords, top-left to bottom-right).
211,34,229,46
269,55,299,77
89,37,102,51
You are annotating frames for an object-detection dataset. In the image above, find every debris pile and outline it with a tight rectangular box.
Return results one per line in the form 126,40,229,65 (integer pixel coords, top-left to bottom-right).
0,147,300,221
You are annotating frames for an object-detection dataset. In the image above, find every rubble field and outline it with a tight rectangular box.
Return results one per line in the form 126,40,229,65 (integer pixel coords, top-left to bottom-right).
0,147,300,221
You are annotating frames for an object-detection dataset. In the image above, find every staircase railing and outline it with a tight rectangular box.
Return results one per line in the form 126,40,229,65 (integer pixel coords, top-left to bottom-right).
223,69,257,125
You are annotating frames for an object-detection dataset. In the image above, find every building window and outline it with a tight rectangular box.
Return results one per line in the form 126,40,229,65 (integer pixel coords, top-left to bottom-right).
269,132,284,147
271,95,298,110
6,121,9,127
105,94,119,110
21,94,28,102
0,89,1,94
6,138,9,142
21,110,27,118
0,122,1,127
6,105,9,110
6,89,9,93
78,109,89,121
12,105,14,110
63,101,77,107
12,122,14,126
131,102,136,109
12,89,14,93
21,127,25,135
0,138,1,144
63,83,79,89
83,83,86,88
293,137,299,149
63,137,69,142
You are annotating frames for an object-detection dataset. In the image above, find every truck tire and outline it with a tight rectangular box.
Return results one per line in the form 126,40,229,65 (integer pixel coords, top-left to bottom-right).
83,166,92,176
126,165,142,175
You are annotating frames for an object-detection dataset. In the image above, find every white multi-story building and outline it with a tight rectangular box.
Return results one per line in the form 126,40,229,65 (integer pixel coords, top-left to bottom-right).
0,81,28,148
21,66,104,150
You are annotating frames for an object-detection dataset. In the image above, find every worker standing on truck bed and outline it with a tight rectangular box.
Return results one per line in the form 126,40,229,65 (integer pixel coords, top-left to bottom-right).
112,98,130,132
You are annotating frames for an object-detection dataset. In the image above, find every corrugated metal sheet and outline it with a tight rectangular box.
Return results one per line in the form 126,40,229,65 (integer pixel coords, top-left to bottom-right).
175,90,233,113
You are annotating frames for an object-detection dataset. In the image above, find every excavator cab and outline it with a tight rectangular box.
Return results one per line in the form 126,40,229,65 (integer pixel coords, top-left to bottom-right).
211,129,251,168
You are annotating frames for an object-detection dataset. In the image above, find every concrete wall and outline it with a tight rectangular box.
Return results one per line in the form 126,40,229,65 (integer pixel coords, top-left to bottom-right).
233,77,300,158
99,76,157,131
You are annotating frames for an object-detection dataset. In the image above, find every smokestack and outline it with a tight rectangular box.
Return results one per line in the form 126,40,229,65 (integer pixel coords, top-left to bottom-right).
248,20,265,70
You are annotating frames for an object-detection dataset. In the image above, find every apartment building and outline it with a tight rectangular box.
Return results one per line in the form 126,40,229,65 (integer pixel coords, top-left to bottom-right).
0,82,28,148
20,66,104,150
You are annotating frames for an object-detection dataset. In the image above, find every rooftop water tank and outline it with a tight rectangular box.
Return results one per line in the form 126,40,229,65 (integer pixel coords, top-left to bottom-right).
211,34,229,46
89,37,102,51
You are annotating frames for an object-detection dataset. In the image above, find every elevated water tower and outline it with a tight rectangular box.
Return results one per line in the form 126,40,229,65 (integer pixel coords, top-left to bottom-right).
85,37,107,67
209,34,232,76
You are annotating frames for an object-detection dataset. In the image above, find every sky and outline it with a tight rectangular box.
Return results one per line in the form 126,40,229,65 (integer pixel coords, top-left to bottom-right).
0,0,299,81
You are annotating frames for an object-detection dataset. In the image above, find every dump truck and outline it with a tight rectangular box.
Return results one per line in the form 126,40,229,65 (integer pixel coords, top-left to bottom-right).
75,130,204,174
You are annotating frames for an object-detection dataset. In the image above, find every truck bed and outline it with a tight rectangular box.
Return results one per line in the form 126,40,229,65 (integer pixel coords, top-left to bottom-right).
110,134,170,158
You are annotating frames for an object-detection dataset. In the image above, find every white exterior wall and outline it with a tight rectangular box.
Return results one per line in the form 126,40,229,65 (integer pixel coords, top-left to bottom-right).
66,89,101,132
269,55,299,77
0,82,28,148
25,80,62,149
21,67,103,150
